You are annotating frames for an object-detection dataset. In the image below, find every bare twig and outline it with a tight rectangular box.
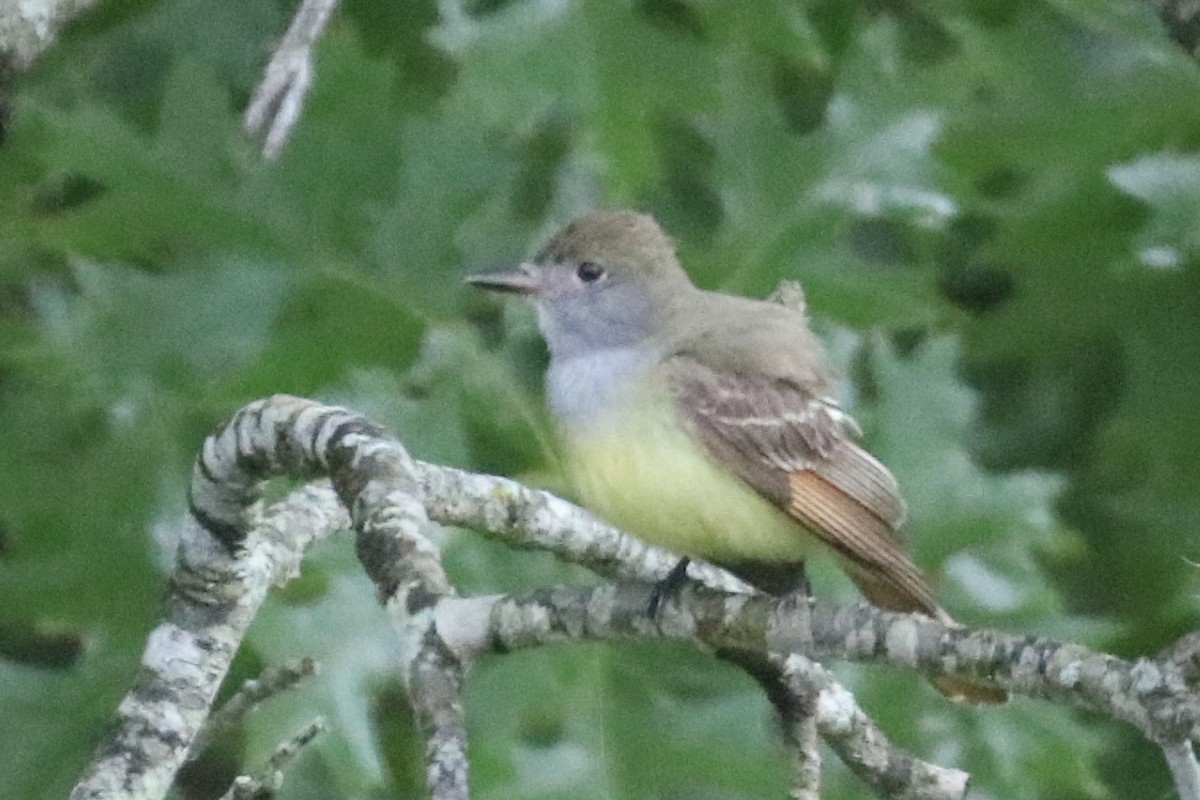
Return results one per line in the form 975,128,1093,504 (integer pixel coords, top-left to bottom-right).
70,480,346,800
190,658,319,761
776,654,823,800
1164,740,1200,800
0,0,100,77
1163,630,1200,685
779,655,968,800
219,718,328,800
243,0,342,159
414,461,750,594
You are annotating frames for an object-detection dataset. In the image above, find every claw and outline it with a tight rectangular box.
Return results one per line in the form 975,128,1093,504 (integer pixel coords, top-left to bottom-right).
649,557,692,618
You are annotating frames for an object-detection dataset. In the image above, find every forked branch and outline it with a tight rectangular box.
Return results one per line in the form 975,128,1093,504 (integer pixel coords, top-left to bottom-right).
71,396,1200,800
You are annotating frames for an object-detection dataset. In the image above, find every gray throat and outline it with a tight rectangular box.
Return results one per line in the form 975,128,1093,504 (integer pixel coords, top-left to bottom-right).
546,346,660,434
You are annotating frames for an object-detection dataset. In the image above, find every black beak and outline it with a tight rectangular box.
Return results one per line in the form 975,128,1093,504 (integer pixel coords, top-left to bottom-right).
464,265,540,296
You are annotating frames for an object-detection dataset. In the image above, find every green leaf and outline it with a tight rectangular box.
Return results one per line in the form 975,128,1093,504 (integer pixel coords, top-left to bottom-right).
242,538,397,794
229,270,426,400
851,336,1104,796
21,60,285,263
3,1,1198,797
864,336,1076,622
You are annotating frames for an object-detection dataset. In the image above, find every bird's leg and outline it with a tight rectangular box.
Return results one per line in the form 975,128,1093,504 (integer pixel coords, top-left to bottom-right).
794,561,812,603
648,556,692,618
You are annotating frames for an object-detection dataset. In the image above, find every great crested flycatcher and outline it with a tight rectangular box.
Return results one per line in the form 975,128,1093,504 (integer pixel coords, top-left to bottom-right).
468,210,1005,704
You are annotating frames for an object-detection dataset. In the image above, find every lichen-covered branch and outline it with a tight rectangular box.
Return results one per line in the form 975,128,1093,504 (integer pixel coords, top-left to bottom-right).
1164,630,1200,685
73,397,469,800
75,396,1200,800
71,480,346,800
243,0,342,159
778,655,968,800
775,653,823,800
415,461,970,797
0,0,99,78
418,456,1200,795
435,583,1200,749
190,657,319,762
435,591,968,800
1159,630,1200,799
414,461,750,593
218,719,328,800
1163,740,1200,800
196,396,469,800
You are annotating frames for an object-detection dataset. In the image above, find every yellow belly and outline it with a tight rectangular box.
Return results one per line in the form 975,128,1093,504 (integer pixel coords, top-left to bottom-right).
565,398,815,564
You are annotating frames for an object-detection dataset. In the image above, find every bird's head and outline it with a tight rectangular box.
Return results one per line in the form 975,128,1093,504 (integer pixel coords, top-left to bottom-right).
467,211,693,357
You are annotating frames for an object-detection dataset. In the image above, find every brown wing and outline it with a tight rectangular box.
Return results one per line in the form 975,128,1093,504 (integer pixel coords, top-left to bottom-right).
666,355,938,616
668,357,1009,705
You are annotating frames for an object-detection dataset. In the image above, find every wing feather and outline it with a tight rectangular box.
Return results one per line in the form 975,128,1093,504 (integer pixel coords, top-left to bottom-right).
666,355,1009,704
668,355,932,613
816,446,907,529
669,356,905,526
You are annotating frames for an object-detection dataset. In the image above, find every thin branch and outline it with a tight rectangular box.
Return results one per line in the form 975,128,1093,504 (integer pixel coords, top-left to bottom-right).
1163,630,1200,685
414,460,751,593
73,396,1200,800
73,396,469,800
1164,740,1200,800
418,462,966,798
436,592,968,800
70,481,346,800
779,655,968,800
219,718,328,800
193,396,469,800
775,654,822,800
337,432,468,799
419,458,1200,750
190,658,319,762
0,0,100,78
243,0,342,159
755,594,823,800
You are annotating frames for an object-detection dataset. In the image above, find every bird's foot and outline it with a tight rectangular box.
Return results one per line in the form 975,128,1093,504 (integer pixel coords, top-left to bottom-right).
648,557,692,618
775,562,815,646
793,561,812,601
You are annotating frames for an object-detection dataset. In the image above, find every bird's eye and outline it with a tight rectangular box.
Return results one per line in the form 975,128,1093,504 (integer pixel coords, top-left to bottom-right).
576,261,606,283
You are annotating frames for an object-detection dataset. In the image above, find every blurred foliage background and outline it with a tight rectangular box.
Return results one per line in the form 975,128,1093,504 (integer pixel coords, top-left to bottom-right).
2,0,1199,798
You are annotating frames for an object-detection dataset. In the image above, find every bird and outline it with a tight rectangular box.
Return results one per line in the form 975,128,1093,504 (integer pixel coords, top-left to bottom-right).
467,209,1006,704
